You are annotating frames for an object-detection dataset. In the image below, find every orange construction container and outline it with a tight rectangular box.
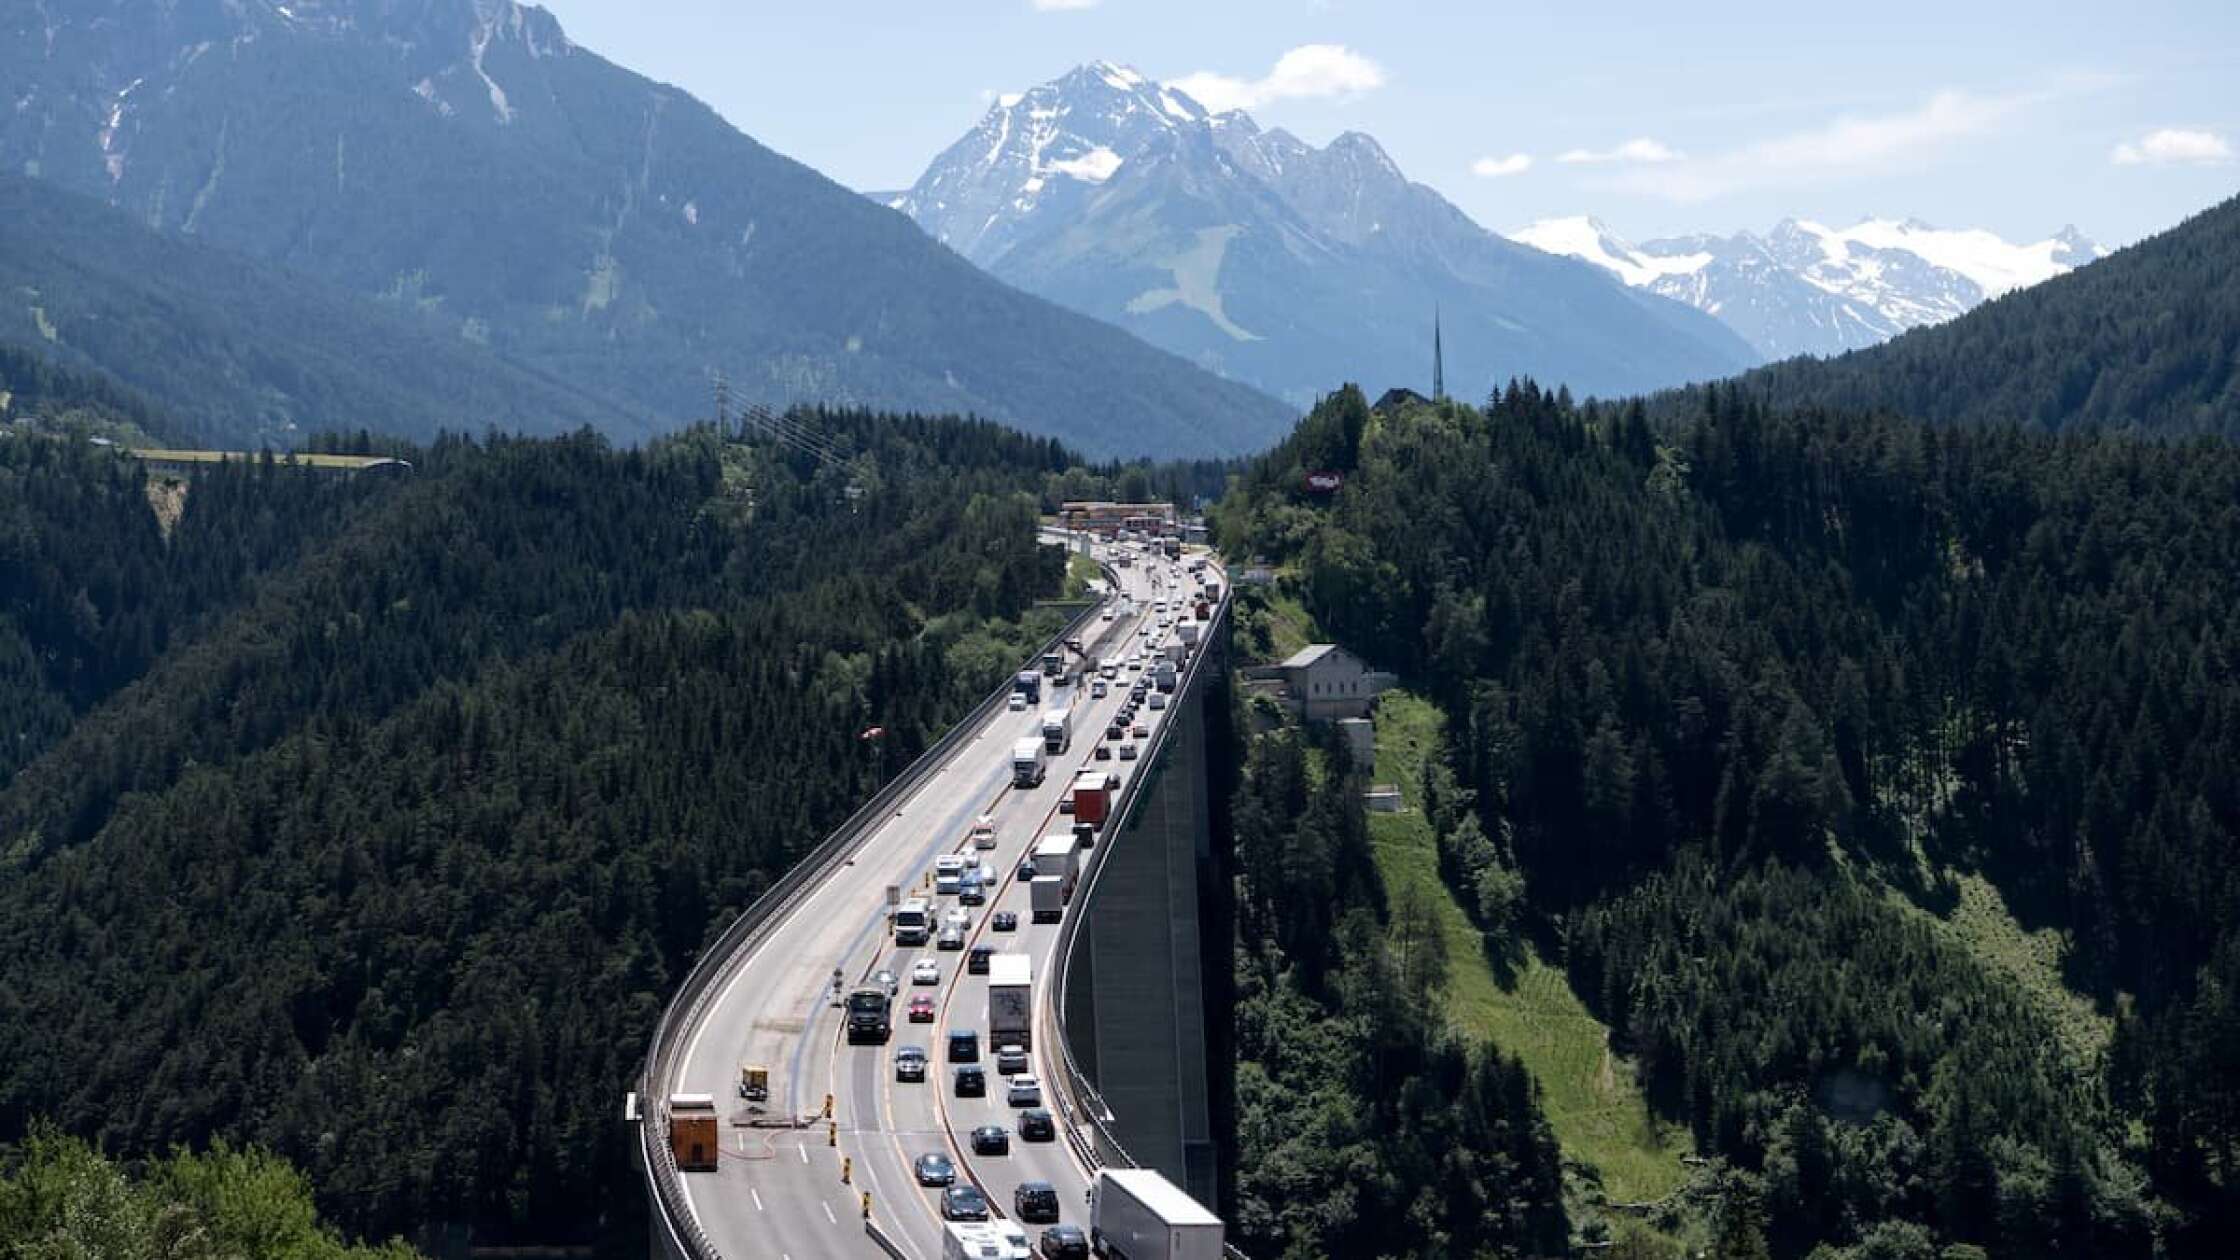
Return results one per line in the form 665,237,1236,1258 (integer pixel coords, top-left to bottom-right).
669,1093,719,1171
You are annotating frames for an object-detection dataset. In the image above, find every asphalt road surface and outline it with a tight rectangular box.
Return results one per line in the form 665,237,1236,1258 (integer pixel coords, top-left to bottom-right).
664,535,1218,1258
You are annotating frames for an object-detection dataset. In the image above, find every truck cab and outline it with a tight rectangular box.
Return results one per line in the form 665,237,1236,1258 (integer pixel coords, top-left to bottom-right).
845,987,892,1044
894,898,932,946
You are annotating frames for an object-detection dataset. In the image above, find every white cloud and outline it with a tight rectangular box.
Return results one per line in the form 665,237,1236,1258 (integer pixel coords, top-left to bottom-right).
1556,138,1681,165
1029,0,1100,9
1471,153,1532,178
1604,88,2035,203
2112,128,2232,166
1169,44,1385,115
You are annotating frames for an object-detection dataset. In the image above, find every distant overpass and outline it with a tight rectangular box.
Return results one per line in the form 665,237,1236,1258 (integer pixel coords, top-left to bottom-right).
634,532,1234,1258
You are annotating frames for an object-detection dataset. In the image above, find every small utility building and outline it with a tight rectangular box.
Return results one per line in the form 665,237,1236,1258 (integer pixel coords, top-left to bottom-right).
1274,644,1378,721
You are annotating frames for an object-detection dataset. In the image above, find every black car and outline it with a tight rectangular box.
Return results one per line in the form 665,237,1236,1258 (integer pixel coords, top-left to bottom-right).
1093,744,1111,761
913,1152,955,1186
1014,1180,1061,1224
948,1029,978,1062
969,942,997,973
1040,1224,1089,1258
969,1124,1010,1155
954,1064,986,1097
941,1185,990,1222
1018,859,1038,881
992,911,1019,933
1018,1107,1056,1142
1107,724,1124,741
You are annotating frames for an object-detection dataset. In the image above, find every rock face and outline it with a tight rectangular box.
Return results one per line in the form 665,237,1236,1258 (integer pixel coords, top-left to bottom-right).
0,2,1296,457
1512,215,2106,361
893,62,1758,408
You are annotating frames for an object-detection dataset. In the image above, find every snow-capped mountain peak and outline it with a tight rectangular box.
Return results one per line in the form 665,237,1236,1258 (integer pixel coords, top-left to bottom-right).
891,61,1215,260
1511,214,2104,359
888,61,1758,408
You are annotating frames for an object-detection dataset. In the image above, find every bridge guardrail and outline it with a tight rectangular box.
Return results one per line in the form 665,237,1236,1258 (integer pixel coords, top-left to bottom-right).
637,534,1110,1260
1042,575,1249,1260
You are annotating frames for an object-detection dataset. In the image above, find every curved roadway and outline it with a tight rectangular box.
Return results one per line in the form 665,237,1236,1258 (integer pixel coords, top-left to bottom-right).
662,535,1218,1258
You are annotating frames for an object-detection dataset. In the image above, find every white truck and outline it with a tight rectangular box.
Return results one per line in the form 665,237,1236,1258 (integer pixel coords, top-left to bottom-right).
1012,737,1046,788
1091,1169,1223,1260
1029,874,1065,923
893,897,932,946
1041,707,1072,754
1177,622,1201,648
1033,834,1081,899
943,1221,1032,1260
987,953,1033,1051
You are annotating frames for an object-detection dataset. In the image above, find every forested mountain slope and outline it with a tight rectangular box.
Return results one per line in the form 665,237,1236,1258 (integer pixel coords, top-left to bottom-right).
0,176,641,448
0,411,1087,1249
1216,384,2240,1256
1730,193,2240,436
0,0,1293,456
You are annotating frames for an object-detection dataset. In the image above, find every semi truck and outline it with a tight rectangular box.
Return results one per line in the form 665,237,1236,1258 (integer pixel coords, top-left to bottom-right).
668,1094,719,1172
1155,660,1177,693
1034,834,1081,899
1030,874,1065,923
1091,1169,1223,1260
1012,737,1046,788
1013,669,1042,705
1070,770,1116,829
1040,650,1068,683
987,954,1033,1051
845,986,892,1043
1178,622,1201,647
1041,708,1072,754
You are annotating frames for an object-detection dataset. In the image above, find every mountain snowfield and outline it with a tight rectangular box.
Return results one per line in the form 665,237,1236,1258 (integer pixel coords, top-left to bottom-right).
891,62,1757,406
1511,216,2105,360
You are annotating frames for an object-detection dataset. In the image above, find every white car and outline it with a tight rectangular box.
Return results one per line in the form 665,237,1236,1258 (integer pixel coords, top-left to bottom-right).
1006,1074,1043,1107
912,959,941,986
1007,693,1028,711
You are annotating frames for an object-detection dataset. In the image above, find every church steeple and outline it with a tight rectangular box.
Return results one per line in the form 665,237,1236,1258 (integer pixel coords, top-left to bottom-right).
1432,307,1446,402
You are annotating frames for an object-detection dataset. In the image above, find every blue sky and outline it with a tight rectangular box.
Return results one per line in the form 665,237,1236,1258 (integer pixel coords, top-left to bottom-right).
537,0,2238,247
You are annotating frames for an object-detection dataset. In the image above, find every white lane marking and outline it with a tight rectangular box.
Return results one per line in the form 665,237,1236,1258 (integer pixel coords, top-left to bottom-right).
823,1200,837,1225
798,1143,808,1164
751,1187,764,1212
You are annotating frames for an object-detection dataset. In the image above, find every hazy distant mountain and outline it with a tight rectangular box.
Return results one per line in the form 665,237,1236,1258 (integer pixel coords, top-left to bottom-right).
0,1,1292,456
0,174,641,448
1731,194,2239,436
1512,215,2105,360
890,62,1756,407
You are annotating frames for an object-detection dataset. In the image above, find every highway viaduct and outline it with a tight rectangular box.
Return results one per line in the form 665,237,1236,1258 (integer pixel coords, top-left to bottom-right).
633,535,1234,1259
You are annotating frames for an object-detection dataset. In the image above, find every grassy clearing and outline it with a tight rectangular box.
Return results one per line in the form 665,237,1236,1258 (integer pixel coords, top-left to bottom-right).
1231,581,1319,664
1369,692,1690,1203
1062,548,1101,600
1893,870,2114,1065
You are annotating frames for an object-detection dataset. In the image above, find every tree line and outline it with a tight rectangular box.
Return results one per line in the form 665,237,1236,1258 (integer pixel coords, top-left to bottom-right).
1215,380,2240,1254
0,408,1082,1248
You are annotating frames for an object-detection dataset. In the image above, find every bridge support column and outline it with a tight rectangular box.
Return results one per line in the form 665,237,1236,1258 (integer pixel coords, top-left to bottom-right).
1064,623,1230,1210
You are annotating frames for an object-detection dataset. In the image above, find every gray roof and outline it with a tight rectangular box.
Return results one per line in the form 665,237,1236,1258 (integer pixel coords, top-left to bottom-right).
1279,644,1341,669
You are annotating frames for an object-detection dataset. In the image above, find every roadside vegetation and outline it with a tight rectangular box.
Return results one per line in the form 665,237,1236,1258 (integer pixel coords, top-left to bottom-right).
1214,381,2235,1255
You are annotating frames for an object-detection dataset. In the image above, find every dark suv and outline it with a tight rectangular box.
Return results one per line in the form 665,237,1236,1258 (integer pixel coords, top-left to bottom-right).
1014,1180,1061,1224
1040,1224,1090,1259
